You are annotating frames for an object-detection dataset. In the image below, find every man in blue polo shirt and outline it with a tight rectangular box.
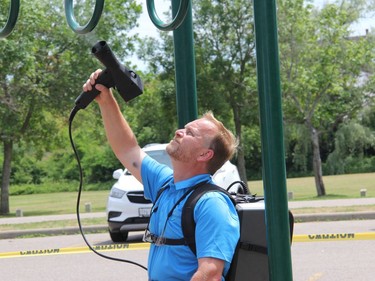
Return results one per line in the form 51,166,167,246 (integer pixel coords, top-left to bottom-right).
83,69,240,281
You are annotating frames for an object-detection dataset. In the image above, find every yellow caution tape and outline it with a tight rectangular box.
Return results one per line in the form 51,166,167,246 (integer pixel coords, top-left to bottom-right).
1,232,374,259
0,242,150,259
293,232,375,242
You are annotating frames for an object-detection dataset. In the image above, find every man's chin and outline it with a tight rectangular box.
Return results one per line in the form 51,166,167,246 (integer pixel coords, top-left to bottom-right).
166,142,180,160
166,142,174,155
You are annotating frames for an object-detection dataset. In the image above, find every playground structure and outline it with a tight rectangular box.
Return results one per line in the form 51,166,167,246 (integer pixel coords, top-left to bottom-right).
1,0,293,280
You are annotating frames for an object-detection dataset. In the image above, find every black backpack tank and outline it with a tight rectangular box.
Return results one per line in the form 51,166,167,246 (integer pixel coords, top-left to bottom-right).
181,182,294,281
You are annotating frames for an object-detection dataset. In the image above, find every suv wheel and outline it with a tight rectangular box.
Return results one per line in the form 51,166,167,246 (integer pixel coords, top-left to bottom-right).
109,230,129,243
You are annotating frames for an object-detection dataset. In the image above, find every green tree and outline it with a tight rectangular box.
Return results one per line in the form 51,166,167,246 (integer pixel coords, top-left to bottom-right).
326,120,375,174
326,95,375,174
192,0,259,184
138,1,264,182
0,0,141,214
137,31,186,144
126,76,177,146
278,0,374,196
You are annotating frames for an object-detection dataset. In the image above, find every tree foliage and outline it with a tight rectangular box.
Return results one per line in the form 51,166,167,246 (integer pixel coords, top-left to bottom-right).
1,0,375,207
278,0,375,195
0,0,141,214
133,0,375,186
326,102,375,174
192,0,260,182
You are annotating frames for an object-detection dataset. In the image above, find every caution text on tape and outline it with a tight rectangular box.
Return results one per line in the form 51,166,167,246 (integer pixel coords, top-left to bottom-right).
0,242,150,259
1,232,374,259
293,232,375,242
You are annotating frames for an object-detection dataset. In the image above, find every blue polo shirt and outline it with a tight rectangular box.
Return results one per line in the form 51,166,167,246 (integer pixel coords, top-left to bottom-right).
141,155,240,281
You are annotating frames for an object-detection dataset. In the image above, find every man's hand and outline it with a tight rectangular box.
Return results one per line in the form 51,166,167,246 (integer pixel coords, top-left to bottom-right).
82,69,112,104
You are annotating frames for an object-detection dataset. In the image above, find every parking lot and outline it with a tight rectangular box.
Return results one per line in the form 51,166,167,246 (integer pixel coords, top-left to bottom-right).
0,219,374,281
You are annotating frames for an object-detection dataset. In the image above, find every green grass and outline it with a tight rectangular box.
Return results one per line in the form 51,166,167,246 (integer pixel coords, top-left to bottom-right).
0,217,107,232
291,205,375,214
1,173,374,235
248,172,375,200
2,172,374,219
7,191,109,217
9,181,111,195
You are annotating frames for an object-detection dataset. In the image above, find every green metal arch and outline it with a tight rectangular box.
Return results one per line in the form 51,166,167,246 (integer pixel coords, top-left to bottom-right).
64,0,104,34
0,0,20,38
146,0,189,31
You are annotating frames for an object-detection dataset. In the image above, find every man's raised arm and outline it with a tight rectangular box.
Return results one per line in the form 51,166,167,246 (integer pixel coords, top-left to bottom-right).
82,69,146,182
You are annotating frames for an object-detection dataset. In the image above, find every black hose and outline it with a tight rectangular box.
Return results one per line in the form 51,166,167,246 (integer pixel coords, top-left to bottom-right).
226,180,250,195
69,106,148,271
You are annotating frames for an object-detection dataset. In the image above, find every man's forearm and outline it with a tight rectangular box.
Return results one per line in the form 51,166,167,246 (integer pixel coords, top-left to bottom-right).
190,269,222,281
97,90,144,180
190,258,224,281
98,92,138,157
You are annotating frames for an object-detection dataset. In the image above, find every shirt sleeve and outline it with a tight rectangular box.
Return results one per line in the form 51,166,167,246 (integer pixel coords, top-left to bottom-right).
194,192,240,263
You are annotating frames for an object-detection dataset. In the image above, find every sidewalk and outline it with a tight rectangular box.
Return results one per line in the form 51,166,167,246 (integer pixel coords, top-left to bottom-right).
1,198,374,239
2,197,374,224
289,197,375,222
0,212,106,225
0,212,108,239
287,197,375,209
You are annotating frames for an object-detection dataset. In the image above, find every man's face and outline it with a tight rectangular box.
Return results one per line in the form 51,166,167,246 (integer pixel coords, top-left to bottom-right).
166,118,217,163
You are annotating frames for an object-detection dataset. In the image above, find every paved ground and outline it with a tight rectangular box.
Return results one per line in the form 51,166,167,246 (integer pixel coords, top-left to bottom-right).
1,198,374,280
287,197,375,208
1,197,374,224
0,197,374,239
0,211,106,225
1,223,374,281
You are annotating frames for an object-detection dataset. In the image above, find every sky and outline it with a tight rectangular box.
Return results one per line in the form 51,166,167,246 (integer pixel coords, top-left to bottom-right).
131,0,374,69
134,0,374,37
315,0,374,36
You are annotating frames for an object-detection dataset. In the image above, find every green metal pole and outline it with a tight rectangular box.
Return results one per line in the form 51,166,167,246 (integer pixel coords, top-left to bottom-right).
253,0,293,280
172,0,198,128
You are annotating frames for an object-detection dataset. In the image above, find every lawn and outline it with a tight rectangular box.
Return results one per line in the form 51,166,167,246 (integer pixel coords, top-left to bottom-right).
4,172,375,218
8,191,109,217
248,172,375,200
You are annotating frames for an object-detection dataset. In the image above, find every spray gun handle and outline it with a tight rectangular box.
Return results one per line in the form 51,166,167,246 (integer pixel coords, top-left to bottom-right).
74,69,114,110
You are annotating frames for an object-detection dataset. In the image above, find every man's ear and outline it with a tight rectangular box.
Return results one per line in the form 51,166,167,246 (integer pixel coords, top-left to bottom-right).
197,149,214,162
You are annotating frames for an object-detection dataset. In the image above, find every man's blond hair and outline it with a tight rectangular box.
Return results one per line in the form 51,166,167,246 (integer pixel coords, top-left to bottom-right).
202,111,238,175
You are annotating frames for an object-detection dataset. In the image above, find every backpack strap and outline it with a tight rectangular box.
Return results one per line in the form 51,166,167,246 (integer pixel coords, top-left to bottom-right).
181,183,236,255
146,181,209,246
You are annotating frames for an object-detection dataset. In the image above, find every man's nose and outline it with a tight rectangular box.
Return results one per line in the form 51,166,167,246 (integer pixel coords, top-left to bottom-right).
175,129,184,137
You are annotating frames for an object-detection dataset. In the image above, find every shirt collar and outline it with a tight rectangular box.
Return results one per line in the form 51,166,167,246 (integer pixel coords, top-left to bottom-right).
171,174,212,191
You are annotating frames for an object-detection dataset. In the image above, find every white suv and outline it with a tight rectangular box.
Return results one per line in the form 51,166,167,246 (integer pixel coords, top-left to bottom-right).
106,143,242,242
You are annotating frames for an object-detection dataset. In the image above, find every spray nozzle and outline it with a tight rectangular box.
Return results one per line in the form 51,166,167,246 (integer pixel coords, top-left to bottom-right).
74,41,143,110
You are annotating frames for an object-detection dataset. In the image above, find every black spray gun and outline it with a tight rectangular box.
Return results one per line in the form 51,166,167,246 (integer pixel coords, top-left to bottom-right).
74,40,143,110
69,41,147,270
